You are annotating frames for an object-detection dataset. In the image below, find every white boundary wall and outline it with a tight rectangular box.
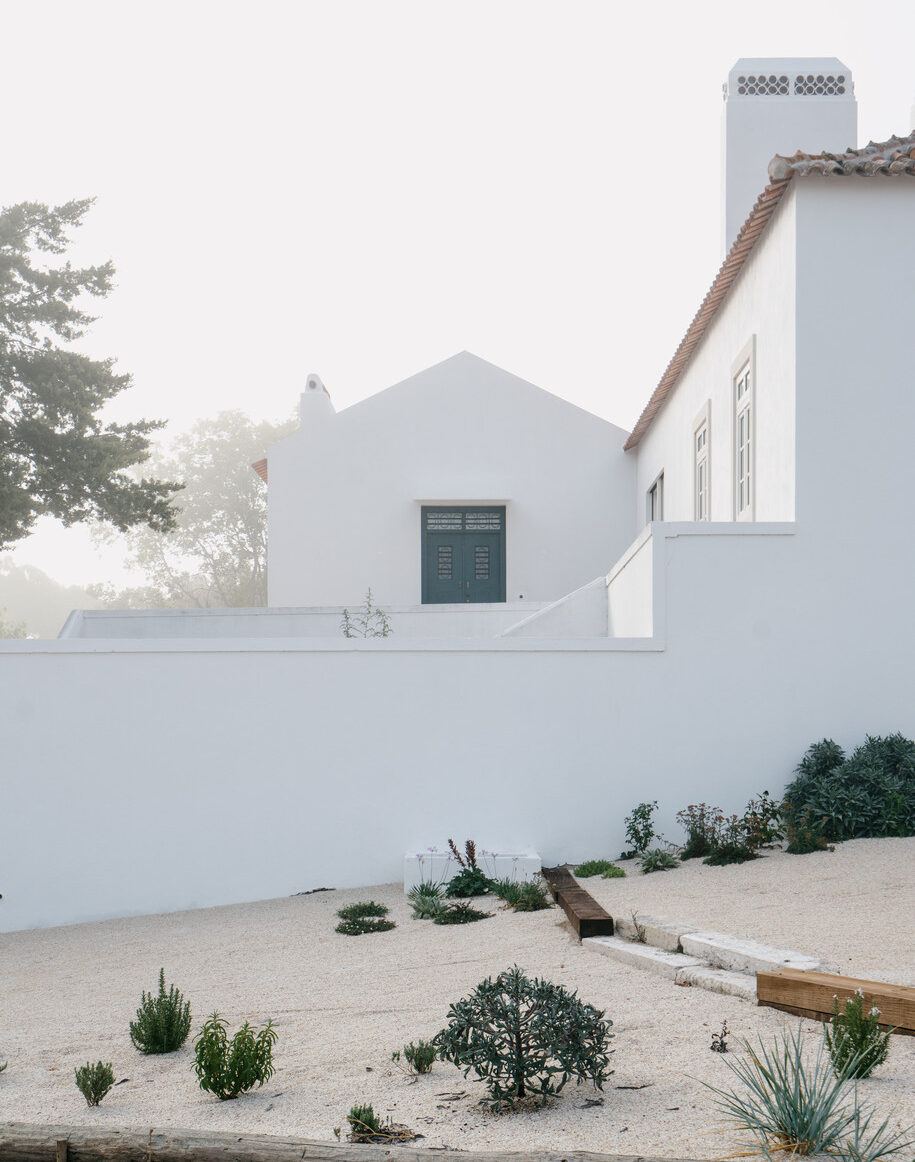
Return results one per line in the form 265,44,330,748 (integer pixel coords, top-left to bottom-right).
5,519,915,934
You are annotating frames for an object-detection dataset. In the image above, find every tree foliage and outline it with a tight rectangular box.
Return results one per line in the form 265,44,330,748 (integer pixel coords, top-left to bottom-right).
0,199,180,548
93,411,293,608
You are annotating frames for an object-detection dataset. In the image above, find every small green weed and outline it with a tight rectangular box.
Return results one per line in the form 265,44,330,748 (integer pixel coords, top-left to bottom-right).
75,1061,115,1107
393,1039,437,1074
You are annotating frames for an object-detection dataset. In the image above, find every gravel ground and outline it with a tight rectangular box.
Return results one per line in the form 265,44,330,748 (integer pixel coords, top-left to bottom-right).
1,838,913,1157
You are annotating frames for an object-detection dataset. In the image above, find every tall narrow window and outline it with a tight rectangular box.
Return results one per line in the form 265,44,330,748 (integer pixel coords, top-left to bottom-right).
734,361,753,519
647,472,664,522
694,408,710,521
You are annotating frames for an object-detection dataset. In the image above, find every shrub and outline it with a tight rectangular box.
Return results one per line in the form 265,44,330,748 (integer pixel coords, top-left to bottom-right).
639,847,678,873
622,800,657,857
393,1039,437,1074
783,735,915,846
192,1012,277,1100
75,1061,115,1107
129,968,192,1055
824,990,893,1080
491,876,552,911
574,859,618,878
434,965,613,1109
701,813,758,866
741,790,783,848
346,1104,415,1143
348,1103,383,1135
511,879,552,912
337,901,388,920
336,916,396,935
408,883,446,919
433,901,491,924
702,1024,911,1159
602,863,626,878
677,803,722,860
444,867,494,897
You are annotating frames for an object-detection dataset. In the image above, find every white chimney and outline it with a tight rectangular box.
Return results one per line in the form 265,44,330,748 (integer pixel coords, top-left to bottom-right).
721,58,857,253
299,372,335,425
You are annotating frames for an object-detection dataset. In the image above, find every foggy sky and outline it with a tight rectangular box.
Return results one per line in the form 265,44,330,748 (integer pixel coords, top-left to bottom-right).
3,0,914,585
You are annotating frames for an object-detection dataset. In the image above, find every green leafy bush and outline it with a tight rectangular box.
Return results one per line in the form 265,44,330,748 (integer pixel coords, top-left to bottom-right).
703,1025,911,1160
741,790,783,848
393,1039,437,1074
511,879,552,912
348,1103,383,1135
75,1061,114,1107
573,859,617,878
408,883,446,919
434,901,491,924
491,877,552,911
129,968,191,1055
825,990,893,1079
434,965,613,1109
622,800,657,857
336,915,396,935
783,735,915,847
701,813,758,866
444,867,494,897
337,901,389,920
601,863,626,878
677,802,722,860
639,847,678,873
192,1012,277,1100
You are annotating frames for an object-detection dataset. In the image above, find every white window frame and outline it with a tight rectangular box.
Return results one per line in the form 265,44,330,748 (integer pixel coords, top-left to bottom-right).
693,401,711,521
732,337,756,521
646,471,664,523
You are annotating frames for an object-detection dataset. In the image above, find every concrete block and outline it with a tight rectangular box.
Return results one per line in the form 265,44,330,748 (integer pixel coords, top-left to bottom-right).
676,965,758,1001
583,936,704,980
680,930,822,975
613,913,684,952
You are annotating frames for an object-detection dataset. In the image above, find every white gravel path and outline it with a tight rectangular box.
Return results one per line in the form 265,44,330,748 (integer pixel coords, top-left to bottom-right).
1,838,913,1157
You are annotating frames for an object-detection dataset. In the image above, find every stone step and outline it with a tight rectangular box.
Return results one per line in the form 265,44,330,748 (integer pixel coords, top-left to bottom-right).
583,936,704,980
582,936,761,1000
679,930,822,975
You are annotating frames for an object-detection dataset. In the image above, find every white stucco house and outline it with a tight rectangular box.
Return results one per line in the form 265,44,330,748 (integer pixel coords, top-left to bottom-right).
4,58,915,933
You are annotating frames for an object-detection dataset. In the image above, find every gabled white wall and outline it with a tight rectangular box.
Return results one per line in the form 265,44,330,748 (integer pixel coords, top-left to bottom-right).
267,352,636,607
635,189,797,526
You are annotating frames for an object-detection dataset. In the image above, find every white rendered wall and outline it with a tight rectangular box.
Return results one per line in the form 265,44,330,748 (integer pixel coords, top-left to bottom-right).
722,58,856,252
636,187,797,527
6,512,915,934
267,352,637,607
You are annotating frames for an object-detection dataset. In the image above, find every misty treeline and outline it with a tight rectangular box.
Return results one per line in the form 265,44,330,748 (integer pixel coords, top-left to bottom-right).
0,197,299,635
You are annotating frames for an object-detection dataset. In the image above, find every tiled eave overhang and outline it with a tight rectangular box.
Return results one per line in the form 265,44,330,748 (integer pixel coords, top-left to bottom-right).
624,132,915,452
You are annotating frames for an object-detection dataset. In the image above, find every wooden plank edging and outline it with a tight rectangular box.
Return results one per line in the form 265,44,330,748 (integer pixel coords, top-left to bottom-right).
541,866,614,940
757,968,915,1036
0,1124,710,1162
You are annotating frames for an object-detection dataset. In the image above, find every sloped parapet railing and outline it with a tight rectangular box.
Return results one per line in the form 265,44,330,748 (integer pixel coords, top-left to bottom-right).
0,1124,712,1162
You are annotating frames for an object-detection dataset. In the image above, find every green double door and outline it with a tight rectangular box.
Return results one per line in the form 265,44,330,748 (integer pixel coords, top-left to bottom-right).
421,507,506,604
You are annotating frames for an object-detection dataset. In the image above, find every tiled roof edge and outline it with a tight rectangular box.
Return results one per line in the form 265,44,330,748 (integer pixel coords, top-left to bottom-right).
252,457,268,483
624,130,915,453
623,179,791,451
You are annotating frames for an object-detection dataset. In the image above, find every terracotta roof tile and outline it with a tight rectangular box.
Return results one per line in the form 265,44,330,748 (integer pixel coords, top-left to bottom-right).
624,131,915,451
251,457,268,483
